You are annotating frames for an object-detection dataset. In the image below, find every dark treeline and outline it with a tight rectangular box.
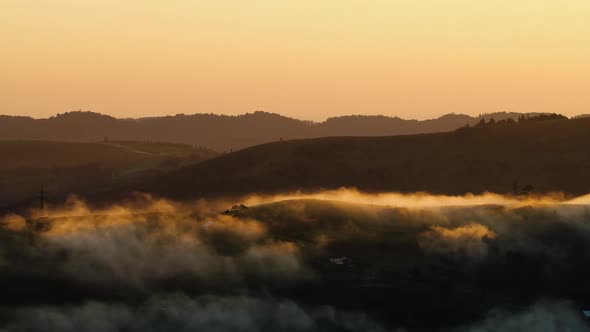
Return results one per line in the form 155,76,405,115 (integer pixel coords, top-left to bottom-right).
467,113,568,128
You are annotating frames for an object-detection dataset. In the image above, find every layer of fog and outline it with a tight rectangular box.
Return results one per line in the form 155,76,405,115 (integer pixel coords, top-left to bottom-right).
2,296,587,332
455,301,590,332
239,188,590,208
2,189,590,331
1,195,310,288
0,294,393,332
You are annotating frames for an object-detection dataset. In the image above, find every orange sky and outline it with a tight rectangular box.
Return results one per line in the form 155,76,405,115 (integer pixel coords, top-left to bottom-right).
2,1,590,120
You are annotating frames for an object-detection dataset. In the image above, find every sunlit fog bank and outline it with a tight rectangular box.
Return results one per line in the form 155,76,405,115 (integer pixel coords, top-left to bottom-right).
2,189,590,331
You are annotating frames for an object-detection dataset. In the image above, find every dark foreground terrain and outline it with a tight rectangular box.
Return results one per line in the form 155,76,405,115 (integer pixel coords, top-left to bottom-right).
1,196,590,331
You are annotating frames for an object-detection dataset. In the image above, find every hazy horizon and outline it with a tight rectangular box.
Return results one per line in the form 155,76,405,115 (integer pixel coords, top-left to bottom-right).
3,1,590,121
1,109,585,123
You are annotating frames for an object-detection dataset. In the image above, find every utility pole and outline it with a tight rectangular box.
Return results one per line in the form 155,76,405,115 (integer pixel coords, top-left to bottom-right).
39,186,47,210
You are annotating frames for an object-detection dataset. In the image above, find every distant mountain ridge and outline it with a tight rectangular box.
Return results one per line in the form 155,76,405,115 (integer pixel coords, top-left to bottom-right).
0,111,547,151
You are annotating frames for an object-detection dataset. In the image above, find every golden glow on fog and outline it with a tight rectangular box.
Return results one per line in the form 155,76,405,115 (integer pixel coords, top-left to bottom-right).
241,189,583,208
3,189,588,235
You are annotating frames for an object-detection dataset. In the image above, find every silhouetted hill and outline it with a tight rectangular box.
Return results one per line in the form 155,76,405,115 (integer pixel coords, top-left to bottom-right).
0,111,544,152
130,117,590,199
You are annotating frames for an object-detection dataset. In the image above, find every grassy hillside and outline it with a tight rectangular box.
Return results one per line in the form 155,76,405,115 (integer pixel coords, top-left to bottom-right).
133,117,590,198
0,140,216,170
0,140,217,209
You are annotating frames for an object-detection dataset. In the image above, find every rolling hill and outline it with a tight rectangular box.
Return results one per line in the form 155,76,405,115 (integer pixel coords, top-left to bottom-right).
0,141,217,209
0,111,537,152
129,116,590,199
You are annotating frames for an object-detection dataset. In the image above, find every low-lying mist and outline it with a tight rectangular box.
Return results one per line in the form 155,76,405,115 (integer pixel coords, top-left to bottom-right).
1,189,590,331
